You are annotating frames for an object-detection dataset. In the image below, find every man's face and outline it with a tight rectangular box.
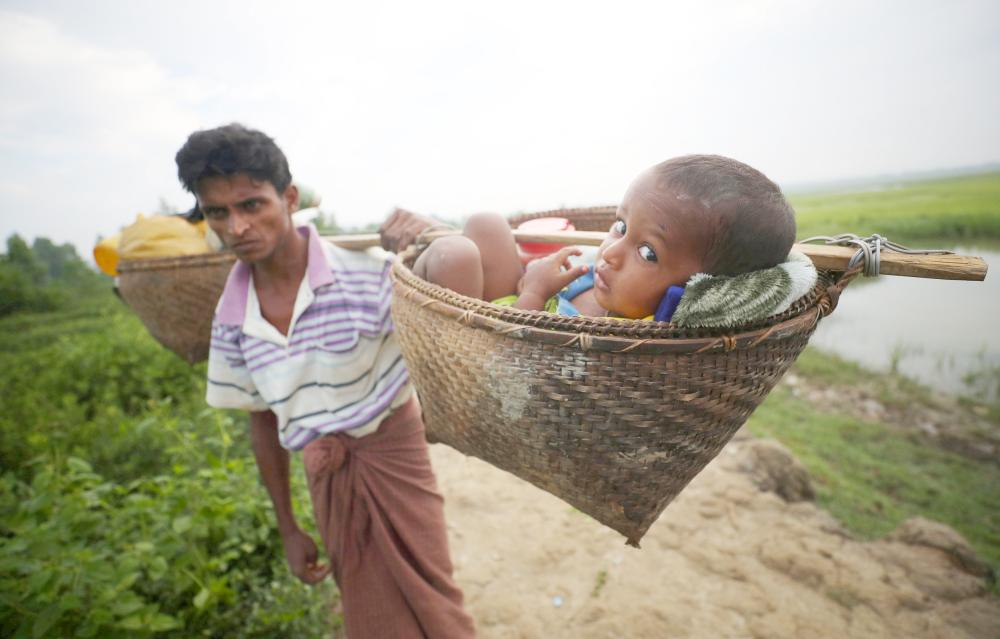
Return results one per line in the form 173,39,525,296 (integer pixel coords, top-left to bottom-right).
197,174,298,264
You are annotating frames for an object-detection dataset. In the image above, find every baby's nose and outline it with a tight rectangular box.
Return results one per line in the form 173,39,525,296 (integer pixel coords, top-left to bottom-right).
602,238,626,264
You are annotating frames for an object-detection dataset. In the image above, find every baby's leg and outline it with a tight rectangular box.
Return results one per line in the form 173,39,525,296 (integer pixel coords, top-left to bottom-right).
412,235,485,299
462,213,523,301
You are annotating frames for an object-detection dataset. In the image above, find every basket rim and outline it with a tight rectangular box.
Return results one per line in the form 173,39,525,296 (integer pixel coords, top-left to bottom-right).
117,251,237,273
508,204,618,222
390,244,835,355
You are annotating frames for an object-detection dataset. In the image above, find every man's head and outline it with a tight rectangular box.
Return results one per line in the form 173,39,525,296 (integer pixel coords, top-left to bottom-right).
175,123,292,195
595,155,795,318
175,124,300,264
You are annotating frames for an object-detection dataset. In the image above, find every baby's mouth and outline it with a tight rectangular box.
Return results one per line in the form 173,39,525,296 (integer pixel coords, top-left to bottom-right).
594,268,610,292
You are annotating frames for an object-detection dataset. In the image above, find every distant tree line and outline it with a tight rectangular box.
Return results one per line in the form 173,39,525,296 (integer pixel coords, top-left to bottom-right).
311,210,384,235
0,235,107,317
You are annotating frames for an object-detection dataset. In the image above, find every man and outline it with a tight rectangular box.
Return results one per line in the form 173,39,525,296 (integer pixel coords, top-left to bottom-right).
178,123,474,637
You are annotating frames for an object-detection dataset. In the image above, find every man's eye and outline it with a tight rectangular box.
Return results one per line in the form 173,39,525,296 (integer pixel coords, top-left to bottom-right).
243,200,261,211
611,219,626,235
204,208,226,220
638,245,658,262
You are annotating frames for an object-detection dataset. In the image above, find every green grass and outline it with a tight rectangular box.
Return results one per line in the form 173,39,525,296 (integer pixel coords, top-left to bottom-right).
0,294,126,353
790,171,1000,245
748,348,1000,585
792,346,872,385
793,347,944,410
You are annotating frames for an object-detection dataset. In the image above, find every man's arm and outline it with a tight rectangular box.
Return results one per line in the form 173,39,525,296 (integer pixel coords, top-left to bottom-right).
250,410,330,585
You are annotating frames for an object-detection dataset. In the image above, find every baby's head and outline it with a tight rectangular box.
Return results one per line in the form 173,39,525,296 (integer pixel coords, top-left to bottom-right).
594,155,796,319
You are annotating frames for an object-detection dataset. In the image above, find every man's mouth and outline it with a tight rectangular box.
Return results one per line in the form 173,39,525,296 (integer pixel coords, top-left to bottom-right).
230,240,256,253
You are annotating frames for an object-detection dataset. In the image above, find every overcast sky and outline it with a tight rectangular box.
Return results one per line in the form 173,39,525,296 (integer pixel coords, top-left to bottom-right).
1,0,998,262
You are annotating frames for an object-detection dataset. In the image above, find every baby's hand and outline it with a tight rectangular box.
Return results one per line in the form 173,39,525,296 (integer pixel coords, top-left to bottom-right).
515,247,589,310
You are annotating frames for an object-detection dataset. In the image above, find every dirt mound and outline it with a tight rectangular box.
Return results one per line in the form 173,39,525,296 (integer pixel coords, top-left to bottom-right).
433,433,999,638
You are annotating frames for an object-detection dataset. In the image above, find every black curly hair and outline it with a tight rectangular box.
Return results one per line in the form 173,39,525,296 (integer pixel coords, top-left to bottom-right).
175,123,292,194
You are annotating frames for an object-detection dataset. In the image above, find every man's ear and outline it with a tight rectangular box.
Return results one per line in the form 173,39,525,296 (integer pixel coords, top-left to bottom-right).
283,183,300,213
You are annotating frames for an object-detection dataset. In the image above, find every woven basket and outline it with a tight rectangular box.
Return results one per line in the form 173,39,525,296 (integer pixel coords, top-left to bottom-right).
117,252,236,364
390,209,847,545
509,205,619,232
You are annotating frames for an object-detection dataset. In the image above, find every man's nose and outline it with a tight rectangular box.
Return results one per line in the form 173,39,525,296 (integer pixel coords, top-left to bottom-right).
228,211,249,236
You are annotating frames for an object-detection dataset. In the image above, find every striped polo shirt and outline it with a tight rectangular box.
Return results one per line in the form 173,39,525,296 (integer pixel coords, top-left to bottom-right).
205,223,413,451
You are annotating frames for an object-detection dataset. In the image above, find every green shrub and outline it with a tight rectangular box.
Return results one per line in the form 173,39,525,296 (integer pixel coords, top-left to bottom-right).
0,283,339,637
0,262,61,316
0,234,108,318
0,311,206,482
0,421,336,638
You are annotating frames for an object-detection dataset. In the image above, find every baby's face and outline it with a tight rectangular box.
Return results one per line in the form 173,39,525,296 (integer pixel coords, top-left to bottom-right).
593,170,710,319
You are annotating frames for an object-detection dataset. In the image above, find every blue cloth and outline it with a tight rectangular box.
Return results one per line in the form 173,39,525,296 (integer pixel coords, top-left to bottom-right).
654,285,685,322
554,269,595,316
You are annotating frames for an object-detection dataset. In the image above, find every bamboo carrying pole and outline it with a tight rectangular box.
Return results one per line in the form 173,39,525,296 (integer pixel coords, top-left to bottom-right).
324,230,989,281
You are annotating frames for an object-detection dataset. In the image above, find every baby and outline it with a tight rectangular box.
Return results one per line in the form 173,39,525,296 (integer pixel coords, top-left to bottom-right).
412,155,798,321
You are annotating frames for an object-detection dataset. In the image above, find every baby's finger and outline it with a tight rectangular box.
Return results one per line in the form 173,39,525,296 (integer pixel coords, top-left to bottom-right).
555,246,583,259
561,245,585,269
557,264,590,286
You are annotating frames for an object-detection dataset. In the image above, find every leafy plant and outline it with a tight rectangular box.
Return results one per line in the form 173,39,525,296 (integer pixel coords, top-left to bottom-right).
0,420,337,638
0,261,339,637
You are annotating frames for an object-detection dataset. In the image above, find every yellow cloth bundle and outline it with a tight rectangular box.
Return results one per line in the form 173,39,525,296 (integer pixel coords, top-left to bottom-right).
94,215,212,276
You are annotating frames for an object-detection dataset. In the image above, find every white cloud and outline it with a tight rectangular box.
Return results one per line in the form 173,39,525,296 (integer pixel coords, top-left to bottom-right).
0,12,204,155
0,10,203,258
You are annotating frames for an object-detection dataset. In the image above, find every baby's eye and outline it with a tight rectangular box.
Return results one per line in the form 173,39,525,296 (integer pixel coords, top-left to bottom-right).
638,245,658,262
611,219,626,235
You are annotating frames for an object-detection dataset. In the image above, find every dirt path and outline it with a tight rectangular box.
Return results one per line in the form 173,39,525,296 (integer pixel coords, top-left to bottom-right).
432,430,999,638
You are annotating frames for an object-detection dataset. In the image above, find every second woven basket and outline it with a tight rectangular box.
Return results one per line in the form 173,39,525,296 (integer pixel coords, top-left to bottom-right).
117,252,236,364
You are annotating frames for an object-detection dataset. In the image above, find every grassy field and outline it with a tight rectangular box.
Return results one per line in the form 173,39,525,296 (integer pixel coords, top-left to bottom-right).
749,347,1000,583
790,171,1000,244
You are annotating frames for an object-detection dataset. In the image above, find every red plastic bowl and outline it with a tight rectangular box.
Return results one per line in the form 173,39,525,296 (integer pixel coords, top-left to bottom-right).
516,217,575,260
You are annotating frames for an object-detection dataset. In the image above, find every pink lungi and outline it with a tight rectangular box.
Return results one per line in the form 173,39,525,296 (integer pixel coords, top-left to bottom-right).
302,397,475,638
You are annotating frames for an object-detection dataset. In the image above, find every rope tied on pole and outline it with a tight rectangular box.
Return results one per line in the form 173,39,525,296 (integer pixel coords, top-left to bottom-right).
799,234,954,277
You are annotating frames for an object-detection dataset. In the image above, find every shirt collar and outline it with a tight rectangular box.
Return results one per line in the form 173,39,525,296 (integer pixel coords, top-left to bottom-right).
215,223,333,325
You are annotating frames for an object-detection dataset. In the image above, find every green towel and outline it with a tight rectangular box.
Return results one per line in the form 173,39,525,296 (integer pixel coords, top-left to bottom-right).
672,250,817,329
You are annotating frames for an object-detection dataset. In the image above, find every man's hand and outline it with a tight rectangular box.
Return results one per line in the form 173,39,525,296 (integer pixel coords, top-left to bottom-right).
378,208,437,253
281,526,331,585
514,246,589,310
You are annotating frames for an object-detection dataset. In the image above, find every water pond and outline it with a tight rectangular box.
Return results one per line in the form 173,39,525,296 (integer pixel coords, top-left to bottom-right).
809,247,1000,401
